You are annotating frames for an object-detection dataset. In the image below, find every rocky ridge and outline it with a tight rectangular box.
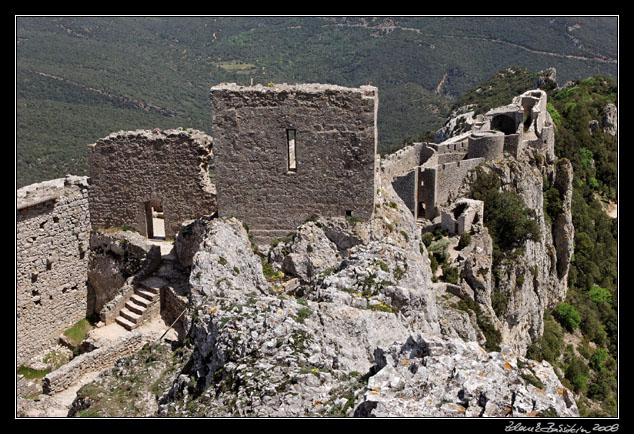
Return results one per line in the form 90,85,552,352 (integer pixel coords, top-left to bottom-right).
144,154,577,417
68,97,577,418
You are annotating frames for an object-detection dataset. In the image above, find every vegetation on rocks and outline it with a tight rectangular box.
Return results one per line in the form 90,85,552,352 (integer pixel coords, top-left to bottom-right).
469,167,541,264
518,75,618,417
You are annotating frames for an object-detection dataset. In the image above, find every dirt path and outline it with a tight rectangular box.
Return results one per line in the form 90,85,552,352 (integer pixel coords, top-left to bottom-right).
17,316,179,418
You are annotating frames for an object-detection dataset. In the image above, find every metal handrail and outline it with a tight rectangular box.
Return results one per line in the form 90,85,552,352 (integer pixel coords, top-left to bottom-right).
156,308,188,342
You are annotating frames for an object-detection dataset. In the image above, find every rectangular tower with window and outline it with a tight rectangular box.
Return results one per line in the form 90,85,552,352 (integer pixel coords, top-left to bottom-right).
210,83,378,243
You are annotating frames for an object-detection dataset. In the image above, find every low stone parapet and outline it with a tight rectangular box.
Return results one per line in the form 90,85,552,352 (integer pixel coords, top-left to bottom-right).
42,331,145,394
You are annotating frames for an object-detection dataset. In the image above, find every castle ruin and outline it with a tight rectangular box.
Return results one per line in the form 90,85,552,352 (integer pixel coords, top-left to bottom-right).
16,84,555,378
16,176,91,365
389,89,555,227
87,129,216,240
210,83,378,243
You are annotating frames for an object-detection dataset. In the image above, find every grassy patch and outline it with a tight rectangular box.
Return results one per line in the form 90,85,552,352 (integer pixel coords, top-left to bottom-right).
17,365,51,380
294,307,313,324
63,318,93,346
43,350,70,370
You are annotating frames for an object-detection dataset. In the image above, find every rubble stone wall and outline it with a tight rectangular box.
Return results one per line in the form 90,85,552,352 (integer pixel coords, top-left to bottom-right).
210,83,377,243
16,176,91,366
434,158,484,209
42,331,145,394
88,129,216,240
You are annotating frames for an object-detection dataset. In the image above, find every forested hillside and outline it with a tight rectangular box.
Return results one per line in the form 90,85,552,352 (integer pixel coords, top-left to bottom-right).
527,76,618,417
16,16,617,187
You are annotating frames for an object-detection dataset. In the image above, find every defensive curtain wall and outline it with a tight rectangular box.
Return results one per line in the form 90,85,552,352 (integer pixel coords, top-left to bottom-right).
210,83,378,244
16,176,91,366
390,89,555,224
87,129,216,240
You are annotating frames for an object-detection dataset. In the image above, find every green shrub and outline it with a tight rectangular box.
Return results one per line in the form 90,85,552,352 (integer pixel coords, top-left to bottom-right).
565,353,589,392
442,266,459,284
547,102,561,126
17,365,51,380
469,168,541,261
429,254,439,275
543,184,563,224
552,302,581,332
589,285,612,304
428,238,450,263
457,232,471,250
590,348,608,372
491,287,508,317
421,231,434,247
526,312,564,364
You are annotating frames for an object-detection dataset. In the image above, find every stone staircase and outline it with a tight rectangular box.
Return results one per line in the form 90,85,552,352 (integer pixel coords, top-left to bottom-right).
115,276,166,331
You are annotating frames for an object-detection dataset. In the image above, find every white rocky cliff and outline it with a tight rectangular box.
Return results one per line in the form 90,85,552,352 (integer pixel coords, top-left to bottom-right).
148,158,578,418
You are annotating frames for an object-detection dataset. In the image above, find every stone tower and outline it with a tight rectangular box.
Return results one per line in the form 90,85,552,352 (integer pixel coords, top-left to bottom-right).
210,83,378,243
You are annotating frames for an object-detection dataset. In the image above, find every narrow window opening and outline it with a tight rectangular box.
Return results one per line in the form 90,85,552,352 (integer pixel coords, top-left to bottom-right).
346,210,352,217
287,129,297,172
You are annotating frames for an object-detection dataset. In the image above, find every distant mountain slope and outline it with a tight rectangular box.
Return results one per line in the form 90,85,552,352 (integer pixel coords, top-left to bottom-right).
15,16,617,187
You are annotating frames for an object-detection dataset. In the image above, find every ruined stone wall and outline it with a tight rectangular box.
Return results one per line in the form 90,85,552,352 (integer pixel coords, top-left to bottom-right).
419,167,438,219
381,142,423,181
382,143,424,218
211,83,377,243
466,130,505,162
87,230,161,319
42,331,145,394
435,158,484,208
88,129,216,240
392,171,417,217
428,137,470,165
16,176,91,366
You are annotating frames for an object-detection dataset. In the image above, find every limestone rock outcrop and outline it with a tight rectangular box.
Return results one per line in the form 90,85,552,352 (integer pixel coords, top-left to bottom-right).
602,103,617,136
281,222,342,284
152,170,577,417
356,333,578,417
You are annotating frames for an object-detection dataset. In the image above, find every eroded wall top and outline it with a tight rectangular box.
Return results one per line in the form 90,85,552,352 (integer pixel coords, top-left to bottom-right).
88,129,216,239
210,83,378,243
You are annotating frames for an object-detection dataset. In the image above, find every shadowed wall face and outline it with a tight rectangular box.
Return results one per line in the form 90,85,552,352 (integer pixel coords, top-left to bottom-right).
210,83,378,243
88,130,216,240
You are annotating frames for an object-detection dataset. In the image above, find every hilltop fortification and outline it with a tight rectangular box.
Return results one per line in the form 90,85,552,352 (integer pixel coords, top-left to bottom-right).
16,83,578,418
389,89,555,222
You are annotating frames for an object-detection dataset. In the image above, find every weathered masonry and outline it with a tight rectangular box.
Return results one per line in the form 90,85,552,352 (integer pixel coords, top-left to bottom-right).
210,83,378,243
88,129,217,240
390,89,555,223
16,176,91,366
